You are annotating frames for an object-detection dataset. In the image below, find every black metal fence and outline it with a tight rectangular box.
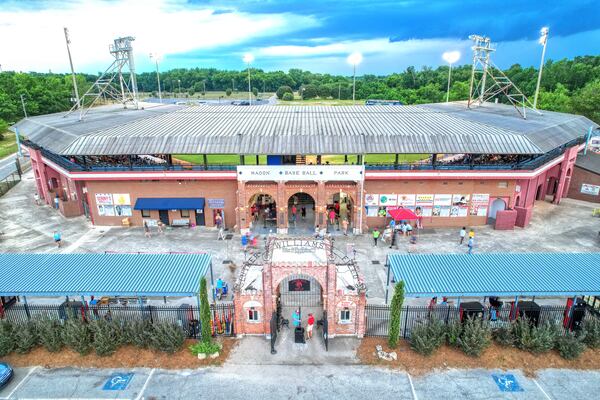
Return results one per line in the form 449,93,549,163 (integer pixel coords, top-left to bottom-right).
0,171,20,196
1,302,235,339
365,304,597,338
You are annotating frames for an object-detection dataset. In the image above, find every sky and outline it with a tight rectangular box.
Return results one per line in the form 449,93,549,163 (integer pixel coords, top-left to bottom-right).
0,0,599,75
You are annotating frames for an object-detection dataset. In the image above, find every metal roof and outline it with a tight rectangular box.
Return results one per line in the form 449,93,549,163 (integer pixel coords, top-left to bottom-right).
388,253,600,297
0,253,211,297
575,151,600,175
12,101,598,156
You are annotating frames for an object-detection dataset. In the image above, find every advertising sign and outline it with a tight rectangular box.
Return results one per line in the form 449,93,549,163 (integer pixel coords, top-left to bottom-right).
581,183,600,196
451,194,470,217
379,194,398,206
95,193,113,205
416,194,434,206
97,204,115,216
114,205,132,217
288,279,311,292
207,198,225,208
364,194,379,206
237,165,364,181
470,194,490,216
112,193,131,205
397,194,416,207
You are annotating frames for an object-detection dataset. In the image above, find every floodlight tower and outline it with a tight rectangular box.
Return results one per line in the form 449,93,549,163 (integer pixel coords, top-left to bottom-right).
66,36,139,121
467,34,540,119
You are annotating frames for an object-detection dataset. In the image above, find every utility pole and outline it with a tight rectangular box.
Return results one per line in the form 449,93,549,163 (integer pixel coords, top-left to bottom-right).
63,27,81,109
338,83,341,100
149,53,162,102
533,27,549,109
20,94,28,118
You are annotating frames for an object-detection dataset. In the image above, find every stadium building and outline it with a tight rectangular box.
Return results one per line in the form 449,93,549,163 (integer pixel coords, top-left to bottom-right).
12,101,598,233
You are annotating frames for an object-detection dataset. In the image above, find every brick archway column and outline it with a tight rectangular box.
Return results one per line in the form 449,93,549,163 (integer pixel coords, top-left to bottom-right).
553,146,579,205
263,262,275,336
236,181,247,232
277,181,287,233
316,181,326,227
326,262,337,337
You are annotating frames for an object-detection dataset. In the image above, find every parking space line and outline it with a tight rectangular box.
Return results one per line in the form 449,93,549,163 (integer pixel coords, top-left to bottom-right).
406,372,418,400
134,368,155,400
533,379,552,400
2,366,38,400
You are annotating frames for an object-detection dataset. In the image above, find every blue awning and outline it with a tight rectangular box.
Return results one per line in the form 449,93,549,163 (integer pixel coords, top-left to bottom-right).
134,197,205,210
0,253,211,297
388,253,600,297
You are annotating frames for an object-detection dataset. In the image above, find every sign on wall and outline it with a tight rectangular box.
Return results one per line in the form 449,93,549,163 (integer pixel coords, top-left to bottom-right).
96,193,132,217
207,198,225,208
288,279,311,292
379,194,398,206
433,194,452,217
237,165,364,181
112,193,131,205
95,193,113,205
470,193,490,217
451,194,470,217
398,194,416,207
364,194,379,206
581,183,600,196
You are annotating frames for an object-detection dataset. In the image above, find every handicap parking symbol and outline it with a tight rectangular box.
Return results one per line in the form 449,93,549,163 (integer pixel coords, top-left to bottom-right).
103,373,134,390
492,374,523,392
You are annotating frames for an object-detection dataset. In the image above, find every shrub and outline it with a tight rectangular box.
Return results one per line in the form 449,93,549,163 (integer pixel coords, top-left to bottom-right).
90,320,121,356
38,319,64,352
282,92,294,101
388,281,405,349
189,341,221,356
458,316,491,357
582,317,600,348
511,317,531,350
62,320,93,355
276,85,293,99
410,318,445,356
0,320,15,356
524,322,558,354
445,320,462,347
15,321,38,354
556,331,587,360
200,278,212,344
492,326,515,347
226,88,232,97
150,322,185,353
125,320,153,348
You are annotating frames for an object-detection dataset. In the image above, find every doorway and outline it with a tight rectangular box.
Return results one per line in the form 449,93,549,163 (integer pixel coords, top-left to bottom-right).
195,208,205,226
158,210,169,225
288,192,316,234
248,193,276,234
327,192,353,234
488,198,506,224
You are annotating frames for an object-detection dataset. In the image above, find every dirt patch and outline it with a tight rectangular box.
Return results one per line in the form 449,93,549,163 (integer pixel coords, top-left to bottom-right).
358,337,600,376
3,338,238,369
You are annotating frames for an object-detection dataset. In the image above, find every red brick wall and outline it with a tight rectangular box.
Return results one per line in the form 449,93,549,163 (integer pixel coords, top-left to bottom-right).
567,166,600,203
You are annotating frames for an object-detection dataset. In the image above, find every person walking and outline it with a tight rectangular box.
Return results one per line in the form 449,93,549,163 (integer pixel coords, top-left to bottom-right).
292,309,301,328
467,237,474,254
459,227,466,245
306,313,315,339
53,230,62,248
468,228,475,240
157,221,164,234
291,204,297,226
372,228,380,246
144,221,151,238
328,208,336,227
54,195,59,210
341,218,349,236
301,206,306,220
34,192,40,206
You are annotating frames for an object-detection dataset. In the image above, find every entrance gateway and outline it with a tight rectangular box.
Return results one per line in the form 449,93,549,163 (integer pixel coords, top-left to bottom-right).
236,165,364,235
233,237,367,344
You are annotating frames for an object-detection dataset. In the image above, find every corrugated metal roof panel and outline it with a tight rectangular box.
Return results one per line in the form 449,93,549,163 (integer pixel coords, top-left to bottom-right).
388,253,600,297
13,101,598,156
0,253,210,297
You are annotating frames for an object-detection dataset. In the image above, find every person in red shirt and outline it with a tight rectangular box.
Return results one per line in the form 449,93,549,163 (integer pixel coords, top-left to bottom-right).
307,313,315,339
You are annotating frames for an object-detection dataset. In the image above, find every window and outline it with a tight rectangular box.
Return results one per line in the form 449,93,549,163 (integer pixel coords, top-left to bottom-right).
340,308,351,323
141,209,151,218
248,307,259,322
498,181,508,188
180,209,190,218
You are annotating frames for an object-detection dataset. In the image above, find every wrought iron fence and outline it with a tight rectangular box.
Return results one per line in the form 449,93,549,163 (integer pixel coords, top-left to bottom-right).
365,304,596,338
1,302,235,339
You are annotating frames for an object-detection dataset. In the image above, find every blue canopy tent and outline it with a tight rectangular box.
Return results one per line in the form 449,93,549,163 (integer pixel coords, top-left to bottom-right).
0,253,214,306
385,253,600,303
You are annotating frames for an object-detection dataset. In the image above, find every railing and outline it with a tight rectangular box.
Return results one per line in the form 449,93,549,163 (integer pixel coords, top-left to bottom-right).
1,302,235,339
365,304,595,338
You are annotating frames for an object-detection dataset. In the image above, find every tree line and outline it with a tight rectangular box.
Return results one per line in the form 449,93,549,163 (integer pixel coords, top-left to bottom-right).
0,55,598,126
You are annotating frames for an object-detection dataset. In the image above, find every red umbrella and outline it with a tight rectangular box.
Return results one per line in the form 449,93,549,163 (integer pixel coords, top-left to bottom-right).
388,207,418,221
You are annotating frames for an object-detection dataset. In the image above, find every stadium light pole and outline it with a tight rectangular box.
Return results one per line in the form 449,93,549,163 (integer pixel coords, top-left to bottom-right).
243,53,254,105
149,53,162,103
533,27,549,109
442,51,461,103
347,52,363,105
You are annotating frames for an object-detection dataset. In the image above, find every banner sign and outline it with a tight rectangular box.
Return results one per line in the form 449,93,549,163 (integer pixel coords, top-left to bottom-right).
112,193,131,205
451,194,470,217
237,165,364,181
364,194,379,206
288,279,311,292
581,183,600,196
95,193,113,205
470,194,490,216
398,194,416,207
379,194,397,206
207,198,225,208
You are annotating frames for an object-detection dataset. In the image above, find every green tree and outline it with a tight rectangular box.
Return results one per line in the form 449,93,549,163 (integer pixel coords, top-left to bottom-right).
252,87,258,97
282,92,294,101
226,88,232,97
200,277,212,343
571,80,600,123
538,83,571,112
276,86,293,99
388,281,405,348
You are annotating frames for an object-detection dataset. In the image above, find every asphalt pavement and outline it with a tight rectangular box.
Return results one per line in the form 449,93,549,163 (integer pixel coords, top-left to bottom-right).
0,154,17,180
1,365,599,400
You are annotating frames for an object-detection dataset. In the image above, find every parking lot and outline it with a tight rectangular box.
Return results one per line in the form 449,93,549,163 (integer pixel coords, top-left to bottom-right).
2,365,600,400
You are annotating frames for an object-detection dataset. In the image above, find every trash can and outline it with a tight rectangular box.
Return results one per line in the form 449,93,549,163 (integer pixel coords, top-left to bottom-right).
294,327,305,344
459,301,484,322
517,301,541,326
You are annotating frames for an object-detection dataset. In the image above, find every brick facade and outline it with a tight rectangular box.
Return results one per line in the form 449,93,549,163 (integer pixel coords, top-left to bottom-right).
567,165,600,203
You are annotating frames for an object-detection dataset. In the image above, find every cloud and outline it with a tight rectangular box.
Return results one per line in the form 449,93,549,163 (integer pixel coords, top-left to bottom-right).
0,0,319,72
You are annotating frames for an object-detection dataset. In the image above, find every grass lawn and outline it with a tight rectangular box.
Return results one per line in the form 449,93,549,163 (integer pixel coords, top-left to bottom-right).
173,153,427,165
140,91,275,101
0,133,17,159
278,98,360,106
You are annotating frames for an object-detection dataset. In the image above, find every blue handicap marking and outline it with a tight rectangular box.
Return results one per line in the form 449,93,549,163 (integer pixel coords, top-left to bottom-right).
492,374,523,392
103,373,134,390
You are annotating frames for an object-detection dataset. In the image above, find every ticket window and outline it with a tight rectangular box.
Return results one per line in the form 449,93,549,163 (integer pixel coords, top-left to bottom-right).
212,209,224,225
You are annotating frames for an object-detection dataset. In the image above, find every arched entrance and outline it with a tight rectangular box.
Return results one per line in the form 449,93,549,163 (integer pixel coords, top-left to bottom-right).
327,191,354,234
488,198,506,223
248,193,276,233
287,192,316,234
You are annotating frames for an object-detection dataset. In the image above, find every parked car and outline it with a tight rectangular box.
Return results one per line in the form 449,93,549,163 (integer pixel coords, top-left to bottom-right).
0,363,13,388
